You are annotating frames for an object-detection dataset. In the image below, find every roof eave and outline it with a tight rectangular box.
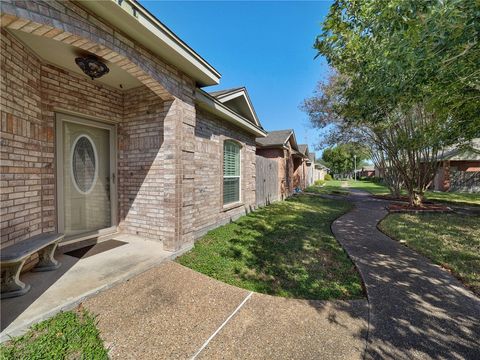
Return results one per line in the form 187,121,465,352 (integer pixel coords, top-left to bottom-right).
214,88,261,127
79,0,221,87
195,90,267,138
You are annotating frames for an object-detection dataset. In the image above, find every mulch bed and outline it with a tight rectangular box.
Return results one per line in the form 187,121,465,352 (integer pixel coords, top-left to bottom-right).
387,203,452,213
373,194,434,204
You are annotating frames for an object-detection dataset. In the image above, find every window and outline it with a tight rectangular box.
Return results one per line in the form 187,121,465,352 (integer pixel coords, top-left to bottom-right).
71,135,97,194
223,140,241,205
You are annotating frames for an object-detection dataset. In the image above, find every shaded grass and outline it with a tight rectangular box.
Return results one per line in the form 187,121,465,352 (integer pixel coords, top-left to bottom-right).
424,191,479,206
0,307,108,360
379,213,480,296
177,195,364,300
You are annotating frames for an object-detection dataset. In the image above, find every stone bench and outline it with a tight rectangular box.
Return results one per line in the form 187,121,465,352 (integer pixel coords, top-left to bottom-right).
1,232,63,299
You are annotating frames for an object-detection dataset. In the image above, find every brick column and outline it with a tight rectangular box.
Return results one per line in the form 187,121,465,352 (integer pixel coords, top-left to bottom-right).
161,95,196,251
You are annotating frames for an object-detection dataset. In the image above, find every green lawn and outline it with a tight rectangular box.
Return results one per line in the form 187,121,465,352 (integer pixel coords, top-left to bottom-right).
178,195,364,300
305,180,350,195
424,191,480,206
347,180,390,195
0,308,108,360
335,179,479,206
379,213,480,296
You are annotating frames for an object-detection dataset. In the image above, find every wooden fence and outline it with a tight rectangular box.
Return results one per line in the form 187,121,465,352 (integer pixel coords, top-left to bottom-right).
255,155,279,206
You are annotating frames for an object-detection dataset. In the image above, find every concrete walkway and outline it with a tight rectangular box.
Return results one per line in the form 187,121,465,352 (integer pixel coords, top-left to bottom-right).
84,261,368,359
332,190,480,360
1,234,182,341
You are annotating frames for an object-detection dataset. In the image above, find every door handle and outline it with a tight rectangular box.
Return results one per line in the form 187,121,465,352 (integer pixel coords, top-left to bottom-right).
106,176,110,202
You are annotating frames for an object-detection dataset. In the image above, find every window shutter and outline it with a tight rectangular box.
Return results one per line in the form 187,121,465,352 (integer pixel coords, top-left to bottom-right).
223,141,240,204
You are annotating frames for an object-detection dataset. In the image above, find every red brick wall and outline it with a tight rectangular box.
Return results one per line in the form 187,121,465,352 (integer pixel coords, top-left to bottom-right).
451,160,480,172
193,108,256,238
1,0,259,251
119,86,167,239
1,28,45,246
1,29,126,247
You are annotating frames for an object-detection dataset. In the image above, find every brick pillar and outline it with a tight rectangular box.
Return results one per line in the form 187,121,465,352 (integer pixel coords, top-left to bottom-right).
161,95,196,251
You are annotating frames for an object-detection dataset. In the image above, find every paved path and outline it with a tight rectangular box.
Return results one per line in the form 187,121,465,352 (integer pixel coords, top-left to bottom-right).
84,261,368,359
332,190,480,360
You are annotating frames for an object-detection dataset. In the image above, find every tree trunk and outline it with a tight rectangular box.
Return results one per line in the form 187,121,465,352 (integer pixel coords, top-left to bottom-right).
409,191,423,207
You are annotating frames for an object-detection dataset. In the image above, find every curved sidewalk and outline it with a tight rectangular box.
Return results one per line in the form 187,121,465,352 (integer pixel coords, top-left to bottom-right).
332,191,480,359
84,261,368,359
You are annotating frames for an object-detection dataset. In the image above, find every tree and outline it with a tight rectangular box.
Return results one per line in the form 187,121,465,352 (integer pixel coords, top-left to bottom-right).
322,143,369,178
305,0,480,206
315,0,480,131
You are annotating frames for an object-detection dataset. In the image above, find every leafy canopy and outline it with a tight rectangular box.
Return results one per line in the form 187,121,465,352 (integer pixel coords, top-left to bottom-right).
315,0,480,137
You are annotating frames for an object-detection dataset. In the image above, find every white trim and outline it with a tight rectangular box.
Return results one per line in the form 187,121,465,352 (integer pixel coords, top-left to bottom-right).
56,113,118,242
79,0,220,87
196,90,267,137
70,134,98,195
223,140,242,206
214,88,261,127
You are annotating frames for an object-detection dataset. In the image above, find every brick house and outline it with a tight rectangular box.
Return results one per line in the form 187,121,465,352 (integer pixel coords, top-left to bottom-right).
256,129,310,199
432,139,480,192
0,0,266,253
296,144,312,189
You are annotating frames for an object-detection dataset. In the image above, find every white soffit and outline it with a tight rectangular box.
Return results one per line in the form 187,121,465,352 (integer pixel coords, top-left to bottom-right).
10,29,141,90
79,0,221,87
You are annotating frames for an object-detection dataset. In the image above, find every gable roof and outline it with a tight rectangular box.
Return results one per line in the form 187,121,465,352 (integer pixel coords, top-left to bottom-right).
256,129,298,150
209,87,261,127
298,144,308,155
438,138,480,161
195,89,267,137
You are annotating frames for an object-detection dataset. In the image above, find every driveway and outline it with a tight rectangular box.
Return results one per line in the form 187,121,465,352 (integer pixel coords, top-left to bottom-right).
83,261,368,359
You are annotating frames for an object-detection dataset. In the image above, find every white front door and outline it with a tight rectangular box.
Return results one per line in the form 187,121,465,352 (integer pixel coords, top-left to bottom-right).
56,113,116,240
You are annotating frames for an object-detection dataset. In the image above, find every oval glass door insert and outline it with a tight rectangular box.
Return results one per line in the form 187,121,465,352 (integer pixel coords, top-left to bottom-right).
71,135,97,194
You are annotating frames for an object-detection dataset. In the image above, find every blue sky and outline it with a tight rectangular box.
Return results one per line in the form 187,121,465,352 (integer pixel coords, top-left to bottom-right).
139,1,332,157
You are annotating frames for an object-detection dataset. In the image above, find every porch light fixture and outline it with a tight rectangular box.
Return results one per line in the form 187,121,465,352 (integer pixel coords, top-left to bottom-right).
75,56,109,80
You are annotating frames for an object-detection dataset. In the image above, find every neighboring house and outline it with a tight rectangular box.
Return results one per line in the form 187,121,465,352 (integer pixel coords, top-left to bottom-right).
432,139,480,192
356,165,375,178
0,0,267,253
256,129,299,199
313,162,328,182
307,152,316,186
296,144,311,189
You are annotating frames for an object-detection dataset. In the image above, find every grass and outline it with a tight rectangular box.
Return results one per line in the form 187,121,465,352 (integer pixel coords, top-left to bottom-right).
305,180,350,195
323,179,479,206
346,180,390,195
379,213,480,296
177,195,364,300
423,191,480,206
0,308,108,360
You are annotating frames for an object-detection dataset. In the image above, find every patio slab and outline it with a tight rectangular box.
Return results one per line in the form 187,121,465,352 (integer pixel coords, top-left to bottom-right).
0,234,183,341
83,261,368,359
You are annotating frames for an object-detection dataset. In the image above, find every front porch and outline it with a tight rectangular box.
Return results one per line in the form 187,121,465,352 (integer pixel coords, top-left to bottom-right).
0,235,187,341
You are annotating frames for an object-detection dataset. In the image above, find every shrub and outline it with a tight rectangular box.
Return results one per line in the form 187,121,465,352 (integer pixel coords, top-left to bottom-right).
314,180,326,186
324,173,333,181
